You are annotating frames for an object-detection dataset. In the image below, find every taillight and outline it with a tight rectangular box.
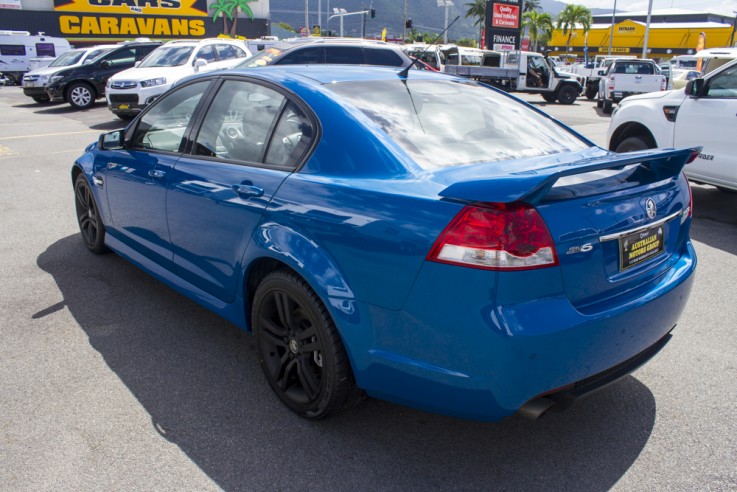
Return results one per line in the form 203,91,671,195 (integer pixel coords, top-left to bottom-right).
660,77,667,91
608,77,614,91
682,172,693,219
427,202,559,270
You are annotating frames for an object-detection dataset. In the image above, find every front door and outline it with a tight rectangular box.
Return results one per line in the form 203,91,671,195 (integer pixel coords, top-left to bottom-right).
101,80,211,268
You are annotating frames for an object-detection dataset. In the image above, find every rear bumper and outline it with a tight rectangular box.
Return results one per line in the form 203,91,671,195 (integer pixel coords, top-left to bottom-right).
348,240,696,421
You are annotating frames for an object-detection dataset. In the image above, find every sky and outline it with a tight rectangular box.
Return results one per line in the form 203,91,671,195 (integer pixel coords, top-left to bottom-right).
575,0,737,16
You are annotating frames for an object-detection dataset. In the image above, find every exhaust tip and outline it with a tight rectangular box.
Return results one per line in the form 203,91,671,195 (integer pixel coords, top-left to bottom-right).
518,397,556,420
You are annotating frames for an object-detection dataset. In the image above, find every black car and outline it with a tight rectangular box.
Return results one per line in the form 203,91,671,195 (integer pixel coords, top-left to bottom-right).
46,40,160,110
239,38,412,69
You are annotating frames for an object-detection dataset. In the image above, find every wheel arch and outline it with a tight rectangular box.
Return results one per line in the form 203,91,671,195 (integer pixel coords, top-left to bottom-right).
64,79,99,101
242,226,360,335
608,122,657,151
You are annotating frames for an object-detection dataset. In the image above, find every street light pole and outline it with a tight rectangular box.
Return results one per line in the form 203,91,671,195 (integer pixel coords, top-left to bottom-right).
608,0,617,56
642,0,653,58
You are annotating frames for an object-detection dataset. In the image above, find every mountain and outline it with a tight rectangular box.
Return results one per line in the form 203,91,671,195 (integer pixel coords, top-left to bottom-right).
268,0,616,41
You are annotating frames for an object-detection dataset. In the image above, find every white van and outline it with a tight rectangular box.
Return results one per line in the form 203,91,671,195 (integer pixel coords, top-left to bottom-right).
0,31,71,85
106,38,251,119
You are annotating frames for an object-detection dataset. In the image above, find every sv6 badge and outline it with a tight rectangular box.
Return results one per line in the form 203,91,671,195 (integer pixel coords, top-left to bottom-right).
566,243,594,254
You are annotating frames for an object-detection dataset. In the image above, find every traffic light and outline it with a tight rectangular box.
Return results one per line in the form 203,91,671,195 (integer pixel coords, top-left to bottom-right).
405,19,412,29
370,8,376,19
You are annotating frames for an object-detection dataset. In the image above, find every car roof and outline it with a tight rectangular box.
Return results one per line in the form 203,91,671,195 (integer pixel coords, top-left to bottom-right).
164,38,243,47
188,64,451,88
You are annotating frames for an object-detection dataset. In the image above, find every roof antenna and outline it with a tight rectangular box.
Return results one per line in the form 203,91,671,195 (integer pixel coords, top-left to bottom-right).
398,15,460,79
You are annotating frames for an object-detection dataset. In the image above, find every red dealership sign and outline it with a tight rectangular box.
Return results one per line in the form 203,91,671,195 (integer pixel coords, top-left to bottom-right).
492,3,519,29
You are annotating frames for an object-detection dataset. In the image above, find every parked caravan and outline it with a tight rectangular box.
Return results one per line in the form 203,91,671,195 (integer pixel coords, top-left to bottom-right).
0,31,71,84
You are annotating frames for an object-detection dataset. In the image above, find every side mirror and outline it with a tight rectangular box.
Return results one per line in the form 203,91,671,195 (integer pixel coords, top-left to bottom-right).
134,60,141,68
597,69,606,76
101,60,111,70
99,129,125,150
685,78,705,97
193,58,207,72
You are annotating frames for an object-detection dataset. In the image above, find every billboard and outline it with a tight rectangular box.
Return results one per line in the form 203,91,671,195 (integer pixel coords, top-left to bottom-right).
485,0,522,51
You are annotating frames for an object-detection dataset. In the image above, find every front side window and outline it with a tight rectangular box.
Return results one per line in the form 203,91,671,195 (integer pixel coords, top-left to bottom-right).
327,79,589,170
706,64,737,97
193,80,285,164
104,48,136,67
131,81,209,152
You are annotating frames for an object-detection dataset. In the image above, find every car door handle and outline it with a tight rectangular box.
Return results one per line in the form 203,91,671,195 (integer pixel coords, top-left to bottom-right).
232,184,264,198
148,169,166,179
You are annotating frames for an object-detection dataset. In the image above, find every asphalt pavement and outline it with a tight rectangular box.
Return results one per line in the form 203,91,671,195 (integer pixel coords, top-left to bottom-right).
1,86,735,491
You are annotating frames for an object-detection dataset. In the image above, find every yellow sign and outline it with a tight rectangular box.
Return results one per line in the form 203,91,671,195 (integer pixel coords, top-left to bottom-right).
610,47,630,53
54,0,207,17
59,15,205,35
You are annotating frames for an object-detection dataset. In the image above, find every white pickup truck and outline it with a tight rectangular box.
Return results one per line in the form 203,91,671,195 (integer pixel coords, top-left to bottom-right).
607,57,737,193
597,58,666,114
444,50,584,104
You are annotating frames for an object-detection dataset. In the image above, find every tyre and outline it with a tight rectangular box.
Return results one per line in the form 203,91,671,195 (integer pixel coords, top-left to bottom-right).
596,97,603,108
541,92,557,103
67,82,95,110
32,95,50,104
74,173,108,254
557,85,578,105
585,86,597,100
602,99,613,114
615,136,650,153
252,270,360,419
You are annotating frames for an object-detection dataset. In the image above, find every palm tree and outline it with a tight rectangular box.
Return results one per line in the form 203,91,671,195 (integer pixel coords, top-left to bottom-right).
555,4,592,51
523,10,553,52
228,0,256,37
464,0,487,44
209,0,236,35
522,0,541,13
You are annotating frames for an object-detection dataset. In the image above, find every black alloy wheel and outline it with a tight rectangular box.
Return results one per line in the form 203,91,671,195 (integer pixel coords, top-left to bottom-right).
74,173,107,254
252,270,359,419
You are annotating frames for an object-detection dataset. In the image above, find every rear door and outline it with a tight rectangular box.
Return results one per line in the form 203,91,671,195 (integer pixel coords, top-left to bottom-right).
167,78,317,302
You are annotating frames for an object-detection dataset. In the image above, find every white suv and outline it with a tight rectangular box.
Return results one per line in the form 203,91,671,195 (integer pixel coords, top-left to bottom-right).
106,38,251,119
607,57,737,193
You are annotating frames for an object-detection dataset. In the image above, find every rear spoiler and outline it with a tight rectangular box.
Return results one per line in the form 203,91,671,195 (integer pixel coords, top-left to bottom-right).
438,148,700,205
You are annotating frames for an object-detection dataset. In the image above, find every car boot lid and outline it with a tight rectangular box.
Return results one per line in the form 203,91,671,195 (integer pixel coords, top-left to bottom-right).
437,146,698,204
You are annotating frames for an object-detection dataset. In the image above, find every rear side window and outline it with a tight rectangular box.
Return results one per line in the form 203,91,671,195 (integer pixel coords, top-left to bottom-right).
364,48,405,67
0,45,25,56
105,47,136,66
215,44,246,60
196,45,217,62
277,46,324,65
36,43,56,57
325,46,363,64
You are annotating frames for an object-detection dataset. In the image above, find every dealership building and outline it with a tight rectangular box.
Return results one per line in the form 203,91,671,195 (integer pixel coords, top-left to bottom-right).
0,0,270,45
544,9,736,60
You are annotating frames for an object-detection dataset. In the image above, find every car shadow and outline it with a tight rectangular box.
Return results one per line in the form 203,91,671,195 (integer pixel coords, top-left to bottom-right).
32,102,102,115
37,234,658,491
689,184,737,255
89,120,127,131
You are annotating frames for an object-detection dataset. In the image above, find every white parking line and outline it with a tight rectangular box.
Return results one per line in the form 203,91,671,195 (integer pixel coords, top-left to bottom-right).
0,130,98,141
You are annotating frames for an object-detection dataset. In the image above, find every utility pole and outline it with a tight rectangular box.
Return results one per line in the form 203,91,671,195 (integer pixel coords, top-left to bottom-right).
403,0,408,39
642,0,653,58
305,0,309,34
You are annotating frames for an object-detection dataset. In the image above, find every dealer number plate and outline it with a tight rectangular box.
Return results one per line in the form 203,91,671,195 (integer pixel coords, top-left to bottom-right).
619,225,665,271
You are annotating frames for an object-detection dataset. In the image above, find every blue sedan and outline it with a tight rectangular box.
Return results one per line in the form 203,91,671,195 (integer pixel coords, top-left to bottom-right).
73,66,697,421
